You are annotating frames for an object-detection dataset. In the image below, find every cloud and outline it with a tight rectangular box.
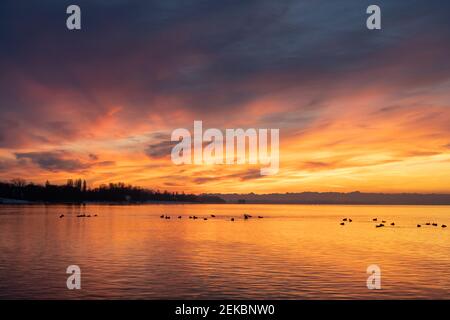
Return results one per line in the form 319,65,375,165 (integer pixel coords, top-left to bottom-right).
0,1,449,192
14,151,115,172
145,140,177,159
15,151,89,172
193,169,264,184
2,0,449,137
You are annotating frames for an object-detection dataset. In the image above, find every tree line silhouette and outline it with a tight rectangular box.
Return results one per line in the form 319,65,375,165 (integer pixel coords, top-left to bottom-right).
0,179,225,203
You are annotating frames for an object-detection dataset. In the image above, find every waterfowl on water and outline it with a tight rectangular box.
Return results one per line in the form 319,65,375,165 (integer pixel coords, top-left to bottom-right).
432,223,438,226
373,218,378,221
382,220,386,223
417,224,421,228
340,222,345,226
160,215,164,218
390,222,395,226
178,216,182,219
59,214,64,218
376,224,383,228
442,225,447,228
211,214,216,218
193,216,198,220
230,218,235,221
258,216,264,219
189,216,193,219
348,219,352,222
343,218,347,221
425,222,431,225
203,218,208,221
94,214,98,217
165,216,170,219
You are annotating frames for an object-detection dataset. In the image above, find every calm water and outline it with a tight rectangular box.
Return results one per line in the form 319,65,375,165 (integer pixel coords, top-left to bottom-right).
0,204,448,299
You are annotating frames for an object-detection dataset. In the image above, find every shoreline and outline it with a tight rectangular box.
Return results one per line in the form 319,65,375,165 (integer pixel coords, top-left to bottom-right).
2,200,450,206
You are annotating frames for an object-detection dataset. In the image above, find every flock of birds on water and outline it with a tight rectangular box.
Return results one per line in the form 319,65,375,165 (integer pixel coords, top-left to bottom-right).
58,213,263,221
340,217,447,229
58,213,447,229
159,213,263,221
58,214,97,218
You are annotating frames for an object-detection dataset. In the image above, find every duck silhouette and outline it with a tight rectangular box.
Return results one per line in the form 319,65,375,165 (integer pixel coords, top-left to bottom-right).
178,216,182,219
417,224,421,228
376,224,384,228
59,214,64,218
343,218,347,221
160,215,164,219
432,223,438,226
211,214,216,218
442,224,447,228
203,218,208,221
373,218,378,221
390,222,395,226
349,219,352,222
425,222,431,225
340,222,345,226
230,218,235,221
258,216,264,219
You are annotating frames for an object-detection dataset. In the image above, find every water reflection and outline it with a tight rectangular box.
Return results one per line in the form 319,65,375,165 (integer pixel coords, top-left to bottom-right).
0,204,448,299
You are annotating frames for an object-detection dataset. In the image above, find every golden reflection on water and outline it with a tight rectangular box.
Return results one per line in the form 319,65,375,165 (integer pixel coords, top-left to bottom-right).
0,204,448,299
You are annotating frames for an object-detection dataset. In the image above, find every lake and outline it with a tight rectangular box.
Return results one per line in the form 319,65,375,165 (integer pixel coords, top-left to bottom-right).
0,204,448,299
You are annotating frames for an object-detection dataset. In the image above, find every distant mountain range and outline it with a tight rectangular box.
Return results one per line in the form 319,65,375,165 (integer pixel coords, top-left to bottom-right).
206,192,450,205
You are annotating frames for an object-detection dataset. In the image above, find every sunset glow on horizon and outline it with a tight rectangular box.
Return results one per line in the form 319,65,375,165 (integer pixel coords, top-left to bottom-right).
1,1,450,194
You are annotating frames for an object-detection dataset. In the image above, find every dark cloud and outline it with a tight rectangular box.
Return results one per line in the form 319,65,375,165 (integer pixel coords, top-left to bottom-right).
229,169,264,181
258,111,317,130
193,169,264,184
14,151,115,172
15,151,90,172
1,0,449,132
96,161,116,167
163,182,183,187
192,176,216,185
145,140,177,158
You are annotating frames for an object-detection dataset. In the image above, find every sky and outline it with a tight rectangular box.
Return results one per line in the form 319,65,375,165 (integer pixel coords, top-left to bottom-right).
0,0,450,194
